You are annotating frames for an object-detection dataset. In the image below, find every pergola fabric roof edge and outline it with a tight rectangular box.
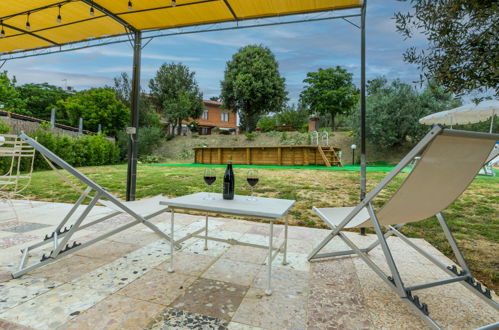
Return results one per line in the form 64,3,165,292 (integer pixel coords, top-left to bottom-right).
0,0,362,56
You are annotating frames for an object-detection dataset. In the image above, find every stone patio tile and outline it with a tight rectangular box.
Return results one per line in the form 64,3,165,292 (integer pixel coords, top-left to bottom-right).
232,287,307,329
351,257,432,329
203,258,262,286
219,221,254,234
227,321,264,330
283,225,328,241
267,252,310,272
117,268,196,305
413,283,499,329
307,258,374,329
246,224,282,238
0,283,109,330
31,255,108,283
0,231,13,238
208,229,245,241
84,214,134,232
223,245,268,265
283,238,314,254
106,230,161,246
0,318,33,330
0,269,11,283
2,223,51,234
63,293,164,330
74,240,140,261
0,220,23,230
73,241,173,293
238,233,270,246
0,276,61,313
172,278,248,321
155,251,217,276
183,238,231,257
146,308,229,329
0,234,38,249
252,266,309,295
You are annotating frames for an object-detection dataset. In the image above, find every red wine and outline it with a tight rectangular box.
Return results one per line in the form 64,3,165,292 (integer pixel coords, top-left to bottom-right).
223,160,235,200
247,177,259,187
204,176,216,185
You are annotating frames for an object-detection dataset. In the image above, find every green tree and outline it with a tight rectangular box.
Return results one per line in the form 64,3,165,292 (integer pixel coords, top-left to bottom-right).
257,115,276,132
113,72,161,128
395,0,498,98
56,88,129,137
0,71,25,113
221,45,287,132
17,83,69,120
276,104,308,130
113,72,132,109
353,77,461,149
149,63,203,135
300,67,358,131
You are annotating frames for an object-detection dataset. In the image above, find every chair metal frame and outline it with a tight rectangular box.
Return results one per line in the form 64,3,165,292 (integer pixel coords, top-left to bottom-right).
308,126,499,329
12,132,179,278
0,134,36,219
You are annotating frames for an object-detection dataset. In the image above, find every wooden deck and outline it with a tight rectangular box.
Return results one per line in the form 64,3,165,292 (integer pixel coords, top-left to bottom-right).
193,145,342,167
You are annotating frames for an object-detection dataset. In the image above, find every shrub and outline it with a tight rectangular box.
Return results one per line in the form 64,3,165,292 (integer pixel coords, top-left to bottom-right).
245,132,258,141
138,126,163,156
0,118,10,134
256,116,275,132
178,148,193,160
116,126,164,160
31,128,120,169
139,154,163,163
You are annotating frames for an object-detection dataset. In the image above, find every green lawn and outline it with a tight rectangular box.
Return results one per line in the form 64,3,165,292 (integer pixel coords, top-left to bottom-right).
20,163,499,291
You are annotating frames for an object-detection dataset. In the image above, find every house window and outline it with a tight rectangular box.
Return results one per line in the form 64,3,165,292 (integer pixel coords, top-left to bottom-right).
201,127,209,135
202,109,208,120
221,111,229,122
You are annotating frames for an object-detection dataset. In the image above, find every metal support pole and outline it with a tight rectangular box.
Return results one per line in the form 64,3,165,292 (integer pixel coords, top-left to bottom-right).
367,203,406,297
359,0,367,236
436,213,471,275
282,214,288,265
266,220,274,296
50,108,56,128
168,209,175,273
204,214,209,250
78,118,83,134
126,30,142,201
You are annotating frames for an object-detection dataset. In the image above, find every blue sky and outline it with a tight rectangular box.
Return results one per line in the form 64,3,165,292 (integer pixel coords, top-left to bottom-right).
4,1,426,105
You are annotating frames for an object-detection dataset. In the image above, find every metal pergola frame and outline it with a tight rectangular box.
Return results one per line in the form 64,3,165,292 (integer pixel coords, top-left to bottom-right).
0,1,368,203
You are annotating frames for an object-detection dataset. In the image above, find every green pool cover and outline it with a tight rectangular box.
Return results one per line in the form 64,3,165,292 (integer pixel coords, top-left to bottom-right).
147,163,498,176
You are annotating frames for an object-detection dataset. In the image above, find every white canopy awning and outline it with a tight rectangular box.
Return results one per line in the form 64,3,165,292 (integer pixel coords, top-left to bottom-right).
419,100,498,133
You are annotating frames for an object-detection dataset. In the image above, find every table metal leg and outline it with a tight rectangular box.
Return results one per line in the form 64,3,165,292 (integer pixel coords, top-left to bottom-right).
265,220,274,296
168,209,175,273
283,214,289,265
204,214,209,250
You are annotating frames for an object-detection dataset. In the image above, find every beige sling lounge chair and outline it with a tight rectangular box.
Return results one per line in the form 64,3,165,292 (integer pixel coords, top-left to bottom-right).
12,133,179,278
308,126,499,329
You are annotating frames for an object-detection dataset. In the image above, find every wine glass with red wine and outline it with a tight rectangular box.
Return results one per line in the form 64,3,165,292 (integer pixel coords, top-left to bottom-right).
203,168,216,200
246,169,259,201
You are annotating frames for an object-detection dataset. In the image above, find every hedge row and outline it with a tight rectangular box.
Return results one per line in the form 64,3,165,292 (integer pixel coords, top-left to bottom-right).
0,122,120,173
31,129,120,170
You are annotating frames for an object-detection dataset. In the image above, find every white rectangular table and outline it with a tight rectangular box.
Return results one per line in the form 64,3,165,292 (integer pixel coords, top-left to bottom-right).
160,192,296,295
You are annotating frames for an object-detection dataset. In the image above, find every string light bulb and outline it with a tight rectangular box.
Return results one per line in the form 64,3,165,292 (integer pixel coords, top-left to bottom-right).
128,0,133,11
57,4,62,24
26,12,31,31
172,0,176,7
1,21,5,38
